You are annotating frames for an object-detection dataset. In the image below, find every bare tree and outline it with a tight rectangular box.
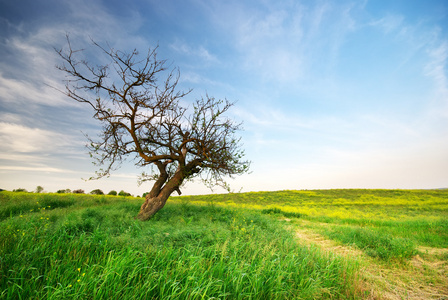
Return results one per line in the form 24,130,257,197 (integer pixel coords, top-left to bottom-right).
55,37,249,220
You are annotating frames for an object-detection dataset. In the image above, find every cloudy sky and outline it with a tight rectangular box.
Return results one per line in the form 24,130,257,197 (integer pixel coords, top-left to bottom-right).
0,0,447,195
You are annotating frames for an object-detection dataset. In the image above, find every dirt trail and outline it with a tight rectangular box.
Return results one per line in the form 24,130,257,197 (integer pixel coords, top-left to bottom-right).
292,222,448,300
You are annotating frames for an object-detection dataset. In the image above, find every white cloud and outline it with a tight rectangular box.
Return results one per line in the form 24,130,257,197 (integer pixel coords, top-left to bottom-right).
369,14,405,33
0,73,72,107
421,40,448,125
425,41,448,94
217,1,358,83
0,27,72,107
0,0,152,108
0,166,77,173
180,71,224,87
1,0,447,195
0,122,73,153
170,41,218,63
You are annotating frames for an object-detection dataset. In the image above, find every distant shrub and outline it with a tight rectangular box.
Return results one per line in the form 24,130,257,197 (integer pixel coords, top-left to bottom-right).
73,189,85,194
35,186,44,193
142,192,149,198
57,189,71,194
13,188,28,192
118,190,131,197
107,190,117,196
90,189,104,195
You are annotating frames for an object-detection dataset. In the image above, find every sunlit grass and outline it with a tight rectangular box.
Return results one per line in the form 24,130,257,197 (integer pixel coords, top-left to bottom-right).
318,225,417,260
0,191,134,221
1,189,447,298
179,189,448,253
0,192,360,299
177,189,448,221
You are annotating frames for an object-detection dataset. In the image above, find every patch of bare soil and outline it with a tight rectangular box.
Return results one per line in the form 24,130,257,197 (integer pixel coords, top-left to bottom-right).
293,223,448,300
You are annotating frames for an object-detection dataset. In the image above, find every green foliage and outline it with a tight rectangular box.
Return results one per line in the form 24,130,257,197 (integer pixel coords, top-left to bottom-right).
107,190,117,196
72,189,85,194
57,189,71,194
90,189,104,195
118,190,131,197
13,188,27,192
35,186,44,193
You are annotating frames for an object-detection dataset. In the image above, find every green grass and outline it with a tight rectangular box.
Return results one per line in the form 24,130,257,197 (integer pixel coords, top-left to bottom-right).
1,189,447,299
319,226,417,260
179,189,448,252
322,218,448,248
178,189,448,220
0,192,134,221
0,192,360,299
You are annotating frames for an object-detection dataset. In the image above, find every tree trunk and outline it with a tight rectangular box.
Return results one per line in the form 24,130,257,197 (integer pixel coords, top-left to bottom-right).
137,169,184,221
136,193,170,221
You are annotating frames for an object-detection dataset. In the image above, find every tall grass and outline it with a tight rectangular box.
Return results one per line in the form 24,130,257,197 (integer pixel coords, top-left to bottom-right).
314,218,448,248
2,189,446,298
178,189,448,253
0,193,360,299
178,189,448,220
318,226,417,261
0,191,133,221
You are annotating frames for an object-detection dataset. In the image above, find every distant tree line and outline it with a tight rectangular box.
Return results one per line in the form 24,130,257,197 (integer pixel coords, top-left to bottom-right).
5,186,142,197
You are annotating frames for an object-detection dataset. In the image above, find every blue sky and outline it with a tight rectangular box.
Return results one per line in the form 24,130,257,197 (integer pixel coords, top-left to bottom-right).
0,0,447,195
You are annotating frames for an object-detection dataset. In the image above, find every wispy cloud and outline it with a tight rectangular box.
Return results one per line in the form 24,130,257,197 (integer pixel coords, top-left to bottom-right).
425,41,448,98
369,14,405,33
0,73,72,107
206,1,359,84
0,0,149,106
170,41,218,63
0,122,73,153
1,0,447,193
0,166,78,173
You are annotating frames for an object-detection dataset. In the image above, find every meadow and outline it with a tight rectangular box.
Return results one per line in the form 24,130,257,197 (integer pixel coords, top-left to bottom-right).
0,189,447,299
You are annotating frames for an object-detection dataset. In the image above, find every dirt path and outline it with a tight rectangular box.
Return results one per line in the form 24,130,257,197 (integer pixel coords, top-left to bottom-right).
291,222,448,300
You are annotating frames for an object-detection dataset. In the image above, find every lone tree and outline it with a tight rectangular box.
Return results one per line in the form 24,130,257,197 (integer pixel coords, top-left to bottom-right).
55,38,249,220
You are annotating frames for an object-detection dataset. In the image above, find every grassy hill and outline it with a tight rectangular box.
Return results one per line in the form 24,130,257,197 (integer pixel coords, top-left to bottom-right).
1,189,447,299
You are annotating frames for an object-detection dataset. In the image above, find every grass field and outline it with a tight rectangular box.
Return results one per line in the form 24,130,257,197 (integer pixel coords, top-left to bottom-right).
1,189,447,299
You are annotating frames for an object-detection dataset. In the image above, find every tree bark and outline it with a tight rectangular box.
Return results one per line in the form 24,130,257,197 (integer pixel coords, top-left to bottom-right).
137,169,184,221
137,194,169,221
